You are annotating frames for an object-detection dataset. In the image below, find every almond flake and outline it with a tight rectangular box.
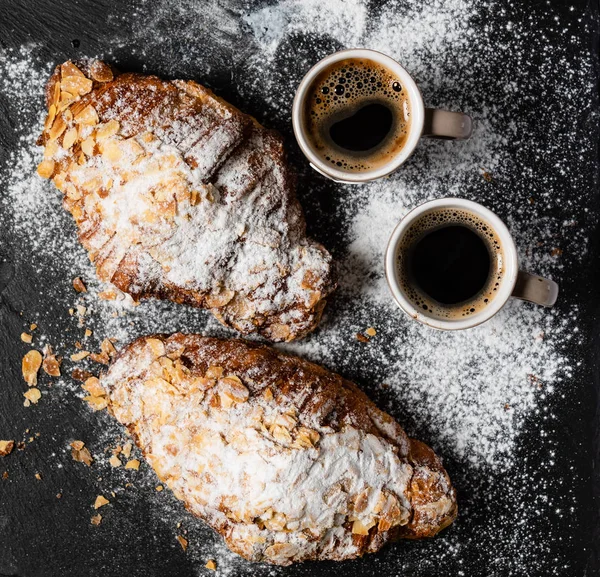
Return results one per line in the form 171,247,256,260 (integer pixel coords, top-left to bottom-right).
71,350,90,362
35,473,42,480
75,104,99,126
205,560,217,570
71,443,93,466
42,345,61,377
80,137,95,156
83,376,106,397
94,495,109,509
89,60,114,82
20,332,32,344
101,338,117,358
61,75,93,96
176,535,188,552
91,514,102,525
30,324,37,331
109,455,122,468
121,442,132,459
365,327,377,337
36,159,56,179
61,62,85,78
22,350,42,385
23,388,41,404
125,459,140,470
84,396,108,411
0,440,14,457
156,485,164,492
72,277,87,292
84,328,92,338
62,126,78,150
48,116,66,140
95,119,120,141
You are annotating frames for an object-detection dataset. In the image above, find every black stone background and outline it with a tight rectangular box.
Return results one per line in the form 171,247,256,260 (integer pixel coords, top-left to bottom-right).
0,0,599,576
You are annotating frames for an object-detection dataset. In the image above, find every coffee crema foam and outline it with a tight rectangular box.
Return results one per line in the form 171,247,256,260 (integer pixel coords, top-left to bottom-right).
397,209,505,320
304,58,411,172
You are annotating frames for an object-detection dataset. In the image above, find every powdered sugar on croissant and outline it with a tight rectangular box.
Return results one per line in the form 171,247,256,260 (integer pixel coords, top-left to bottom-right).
101,335,457,565
37,60,336,341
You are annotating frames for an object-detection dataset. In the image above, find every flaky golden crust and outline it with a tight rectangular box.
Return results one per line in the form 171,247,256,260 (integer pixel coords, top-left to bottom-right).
102,334,457,564
37,60,336,342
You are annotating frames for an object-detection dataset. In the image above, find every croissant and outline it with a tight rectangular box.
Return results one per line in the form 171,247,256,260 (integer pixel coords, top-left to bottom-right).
36,60,336,342
101,334,457,565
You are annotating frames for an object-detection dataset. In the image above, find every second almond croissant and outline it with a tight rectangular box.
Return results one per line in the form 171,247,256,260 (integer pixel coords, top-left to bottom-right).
36,60,336,342
101,334,457,565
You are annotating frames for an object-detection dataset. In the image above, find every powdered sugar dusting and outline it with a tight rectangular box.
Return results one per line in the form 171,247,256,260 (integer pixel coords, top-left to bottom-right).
0,0,596,574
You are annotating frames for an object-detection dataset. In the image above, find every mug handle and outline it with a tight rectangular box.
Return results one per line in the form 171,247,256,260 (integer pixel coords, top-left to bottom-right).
512,271,559,307
423,108,473,140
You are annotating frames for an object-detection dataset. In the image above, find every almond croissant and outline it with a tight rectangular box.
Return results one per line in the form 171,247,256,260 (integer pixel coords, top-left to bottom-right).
37,60,336,342
101,334,457,565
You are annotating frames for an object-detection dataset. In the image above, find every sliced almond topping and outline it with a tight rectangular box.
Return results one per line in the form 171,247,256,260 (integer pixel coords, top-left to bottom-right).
94,495,109,509
263,387,274,401
75,104,99,126
205,366,223,380
89,60,114,83
61,75,93,96
80,137,95,156
48,116,67,141
145,338,166,357
125,459,140,470
83,395,108,411
43,139,59,159
84,328,92,338
0,440,14,456
218,376,250,404
20,332,32,344
70,440,84,450
61,62,86,78
22,350,42,386
100,138,122,162
71,350,90,362
91,514,102,526
270,424,292,445
351,519,371,535
176,535,188,552
62,126,78,150
82,376,106,397
366,327,377,337
205,559,217,570
23,388,41,404
44,105,58,132
156,485,164,492
95,119,120,141
36,159,55,179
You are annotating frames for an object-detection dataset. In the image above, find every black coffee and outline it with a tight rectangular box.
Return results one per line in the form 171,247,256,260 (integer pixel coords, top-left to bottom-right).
409,225,491,305
304,58,411,172
397,208,504,319
329,102,393,152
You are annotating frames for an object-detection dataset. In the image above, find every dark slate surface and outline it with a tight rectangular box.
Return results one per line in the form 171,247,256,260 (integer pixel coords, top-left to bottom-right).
0,1,599,576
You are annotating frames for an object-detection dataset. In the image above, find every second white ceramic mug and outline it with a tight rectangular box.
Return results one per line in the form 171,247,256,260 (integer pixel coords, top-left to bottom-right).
292,48,473,184
385,198,559,330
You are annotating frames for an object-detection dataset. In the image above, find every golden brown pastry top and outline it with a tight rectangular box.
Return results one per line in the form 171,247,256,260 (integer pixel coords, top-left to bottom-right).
37,60,336,342
102,334,457,565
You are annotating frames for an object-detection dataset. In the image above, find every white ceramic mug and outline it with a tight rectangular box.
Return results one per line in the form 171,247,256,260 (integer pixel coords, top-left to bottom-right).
292,48,473,184
385,198,559,330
